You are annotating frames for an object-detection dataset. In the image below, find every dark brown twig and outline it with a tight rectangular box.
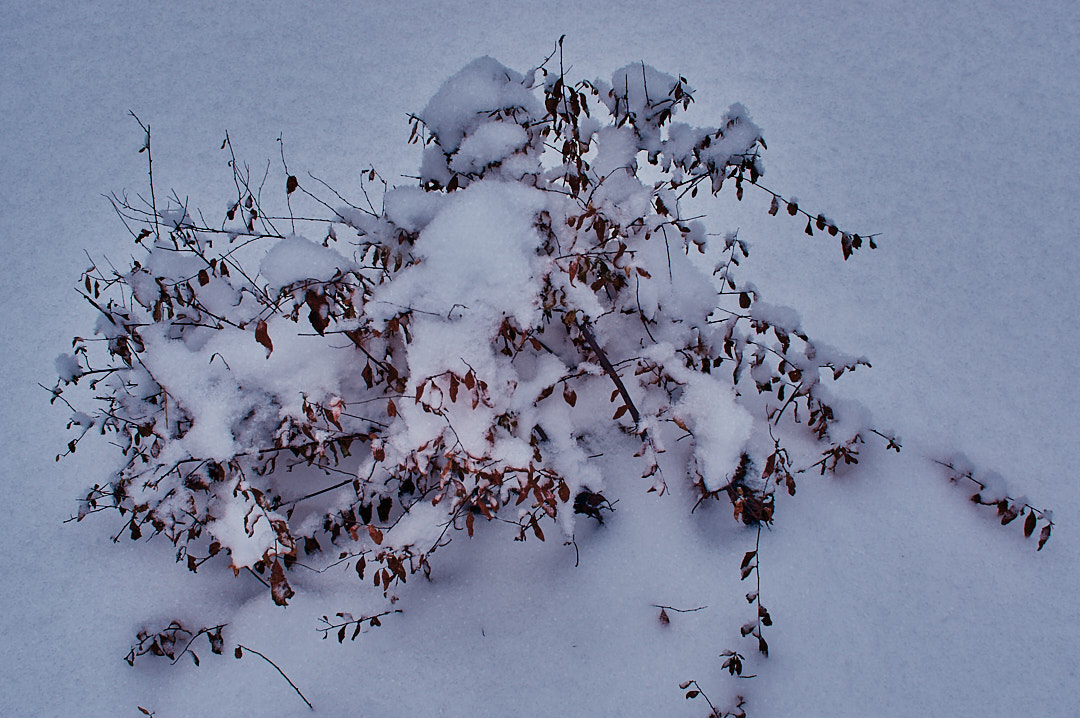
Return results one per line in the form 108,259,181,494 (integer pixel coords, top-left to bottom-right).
577,320,640,423
236,644,313,711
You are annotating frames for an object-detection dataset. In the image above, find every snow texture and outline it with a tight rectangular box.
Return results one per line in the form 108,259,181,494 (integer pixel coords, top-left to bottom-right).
5,3,1080,718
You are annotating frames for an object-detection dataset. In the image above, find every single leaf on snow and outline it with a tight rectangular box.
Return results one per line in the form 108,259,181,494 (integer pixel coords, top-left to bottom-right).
1024,511,1037,538
270,559,294,606
255,319,273,357
1038,523,1052,550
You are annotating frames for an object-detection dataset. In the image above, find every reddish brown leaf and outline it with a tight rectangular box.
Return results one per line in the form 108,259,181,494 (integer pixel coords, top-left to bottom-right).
270,560,294,606
286,175,298,194
1024,511,1037,538
367,525,383,545
255,319,273,357
305,290,329,335
530,514,545,541
1038,523,1052,550
563,385,577,407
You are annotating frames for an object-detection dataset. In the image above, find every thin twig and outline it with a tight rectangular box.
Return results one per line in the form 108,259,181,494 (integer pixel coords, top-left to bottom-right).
129,112,159,241
236,644,314,711
576,320,640,423
651,603,708,613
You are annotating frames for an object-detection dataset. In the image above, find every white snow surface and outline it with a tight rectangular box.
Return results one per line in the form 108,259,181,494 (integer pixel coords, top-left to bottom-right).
370,179,546,332
259,235,356,290
5,3,1080,717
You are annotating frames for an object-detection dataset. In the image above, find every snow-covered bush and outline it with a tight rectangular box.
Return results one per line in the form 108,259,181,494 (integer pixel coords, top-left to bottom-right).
50,44,1052,702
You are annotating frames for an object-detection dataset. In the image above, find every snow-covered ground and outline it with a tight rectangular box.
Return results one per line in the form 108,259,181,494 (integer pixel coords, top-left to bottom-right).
2,2,1078,715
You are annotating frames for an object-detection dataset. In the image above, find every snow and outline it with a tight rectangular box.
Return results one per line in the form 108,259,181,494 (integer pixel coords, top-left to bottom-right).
449,120,529,174
259,235,356,290
382,185,444,233
4,2,1080,717
370,179,546,331
54,353,81,383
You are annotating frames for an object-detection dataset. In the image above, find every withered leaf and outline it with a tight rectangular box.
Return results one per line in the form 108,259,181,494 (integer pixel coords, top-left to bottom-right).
1038,523,1052,550
1000,503,1019,525
377,496,393,523
255,319,273,357
286,175,298,194
305,289,329,335
1024,511,1037,538
270,560,294,606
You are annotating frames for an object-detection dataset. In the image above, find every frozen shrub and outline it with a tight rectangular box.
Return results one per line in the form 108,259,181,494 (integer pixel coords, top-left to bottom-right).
49,44,1051,709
